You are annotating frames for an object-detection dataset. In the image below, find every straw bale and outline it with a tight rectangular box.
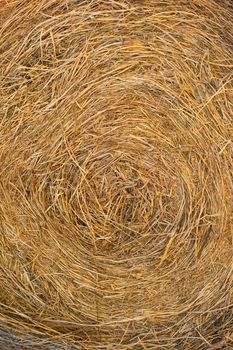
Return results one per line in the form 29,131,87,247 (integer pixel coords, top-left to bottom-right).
0,1,232,349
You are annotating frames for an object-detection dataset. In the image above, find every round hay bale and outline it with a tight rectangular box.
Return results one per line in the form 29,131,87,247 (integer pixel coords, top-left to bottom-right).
0,0,232,349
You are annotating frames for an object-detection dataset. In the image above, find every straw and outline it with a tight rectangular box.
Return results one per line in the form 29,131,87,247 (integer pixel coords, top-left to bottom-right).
0,0,232,349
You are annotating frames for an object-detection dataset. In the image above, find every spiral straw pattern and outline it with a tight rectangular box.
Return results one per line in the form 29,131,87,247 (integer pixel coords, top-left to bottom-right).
0,1,232,349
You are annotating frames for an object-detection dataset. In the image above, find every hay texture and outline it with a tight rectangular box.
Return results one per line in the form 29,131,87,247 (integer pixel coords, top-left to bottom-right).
0,0,232,349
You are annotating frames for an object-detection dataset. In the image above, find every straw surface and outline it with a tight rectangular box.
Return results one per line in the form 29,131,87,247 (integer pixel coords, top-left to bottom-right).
0,0,232,349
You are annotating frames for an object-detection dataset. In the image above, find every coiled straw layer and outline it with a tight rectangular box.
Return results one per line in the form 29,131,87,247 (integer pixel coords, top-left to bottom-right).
0,1,232,349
